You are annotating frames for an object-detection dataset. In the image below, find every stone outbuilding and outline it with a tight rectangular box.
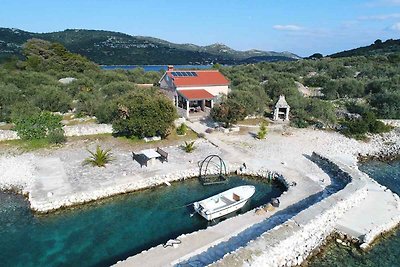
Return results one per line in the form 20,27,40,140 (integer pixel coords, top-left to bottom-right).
273,95,290,121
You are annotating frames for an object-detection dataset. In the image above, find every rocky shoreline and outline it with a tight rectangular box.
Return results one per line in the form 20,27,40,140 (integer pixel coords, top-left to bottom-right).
357,126,400,162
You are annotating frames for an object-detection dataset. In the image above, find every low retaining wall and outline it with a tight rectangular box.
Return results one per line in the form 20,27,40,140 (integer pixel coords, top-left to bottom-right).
0,130,19,141
0,124,113,141
380,119,400,128
213,153,368,267
63,124,113,137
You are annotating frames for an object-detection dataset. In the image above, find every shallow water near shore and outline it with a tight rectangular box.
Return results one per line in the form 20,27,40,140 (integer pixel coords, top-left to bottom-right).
309,160,400,267
0,176,282,267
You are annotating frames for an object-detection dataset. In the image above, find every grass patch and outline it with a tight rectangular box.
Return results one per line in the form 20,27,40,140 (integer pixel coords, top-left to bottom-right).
0,138,53,151
67,133,113,142
236,118,269,126
116,129,198,147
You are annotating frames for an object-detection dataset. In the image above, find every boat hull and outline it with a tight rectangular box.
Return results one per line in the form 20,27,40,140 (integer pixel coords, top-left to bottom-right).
194,199,248,220
193,185,255,221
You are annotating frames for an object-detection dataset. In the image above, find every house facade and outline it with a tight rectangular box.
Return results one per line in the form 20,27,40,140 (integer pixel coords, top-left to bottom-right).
159,66,230,118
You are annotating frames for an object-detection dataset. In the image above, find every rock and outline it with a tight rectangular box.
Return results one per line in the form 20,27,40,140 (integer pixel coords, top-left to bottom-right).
263,204,275,212
255,208,266,215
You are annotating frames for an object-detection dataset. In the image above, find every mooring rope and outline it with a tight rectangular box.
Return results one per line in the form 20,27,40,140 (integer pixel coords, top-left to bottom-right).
163,238,182,248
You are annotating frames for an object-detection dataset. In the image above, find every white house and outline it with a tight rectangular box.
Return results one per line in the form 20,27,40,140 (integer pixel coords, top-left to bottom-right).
159,66,230,118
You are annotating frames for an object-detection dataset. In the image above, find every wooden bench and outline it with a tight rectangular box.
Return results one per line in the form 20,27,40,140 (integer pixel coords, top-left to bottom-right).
131,152,147,168
156,147,168,163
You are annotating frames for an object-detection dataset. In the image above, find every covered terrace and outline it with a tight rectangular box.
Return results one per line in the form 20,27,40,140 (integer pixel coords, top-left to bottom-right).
176,89,215,118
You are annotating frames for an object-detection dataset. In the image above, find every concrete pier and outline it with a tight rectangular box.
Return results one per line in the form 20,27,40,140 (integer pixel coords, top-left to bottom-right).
336,179,400,248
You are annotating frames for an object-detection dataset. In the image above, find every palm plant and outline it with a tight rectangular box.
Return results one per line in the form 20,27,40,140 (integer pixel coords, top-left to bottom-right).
183,141,196,153
83,145,114,167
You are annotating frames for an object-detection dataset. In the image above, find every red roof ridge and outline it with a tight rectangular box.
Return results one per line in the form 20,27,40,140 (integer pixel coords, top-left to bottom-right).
166,69,220,73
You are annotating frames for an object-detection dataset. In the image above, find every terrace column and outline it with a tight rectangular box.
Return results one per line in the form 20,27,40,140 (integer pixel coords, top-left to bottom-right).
273,107,278,121
201,100,205,111
210,99,214,109
285,107,290,121
186,99,189,118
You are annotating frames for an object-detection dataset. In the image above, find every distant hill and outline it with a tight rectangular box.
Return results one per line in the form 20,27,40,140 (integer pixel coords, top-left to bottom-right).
0,27,301,65
329,39,400,58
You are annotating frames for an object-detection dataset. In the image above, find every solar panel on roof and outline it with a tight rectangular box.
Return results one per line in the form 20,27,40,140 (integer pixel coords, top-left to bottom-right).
191,72,198,76
181,72,188,76
171,72,178,76
187,72,193,76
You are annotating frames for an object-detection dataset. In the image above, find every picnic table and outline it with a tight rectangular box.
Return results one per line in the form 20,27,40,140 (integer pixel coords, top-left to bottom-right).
132,147,168,167
140,149,161,165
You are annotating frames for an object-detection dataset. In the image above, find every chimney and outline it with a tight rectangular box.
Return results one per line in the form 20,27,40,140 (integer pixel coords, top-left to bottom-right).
167,65,174,71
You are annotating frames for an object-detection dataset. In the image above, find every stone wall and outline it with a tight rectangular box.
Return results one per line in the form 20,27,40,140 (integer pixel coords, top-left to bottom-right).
0,124,113,141
0,130,19,141
380,119,400,128
30,164,286,214
63,124,113,137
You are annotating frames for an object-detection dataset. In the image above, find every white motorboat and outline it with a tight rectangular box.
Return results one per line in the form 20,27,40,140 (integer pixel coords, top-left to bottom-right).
193,185,256,220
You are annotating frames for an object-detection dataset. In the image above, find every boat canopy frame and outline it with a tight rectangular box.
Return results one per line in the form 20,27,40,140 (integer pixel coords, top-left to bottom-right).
198,155,228,185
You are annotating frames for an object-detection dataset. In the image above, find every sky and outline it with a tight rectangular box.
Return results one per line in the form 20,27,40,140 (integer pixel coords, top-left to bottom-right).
0,0,399,56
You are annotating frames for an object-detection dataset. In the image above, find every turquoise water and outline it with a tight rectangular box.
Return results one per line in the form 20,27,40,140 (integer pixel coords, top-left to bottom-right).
310,160,400,267
0,176,283,267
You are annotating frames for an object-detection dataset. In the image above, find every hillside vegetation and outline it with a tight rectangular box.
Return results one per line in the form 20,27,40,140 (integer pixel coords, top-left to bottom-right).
0,27,299,65
213,49,399,138
329,39,400,58
0,39,399,139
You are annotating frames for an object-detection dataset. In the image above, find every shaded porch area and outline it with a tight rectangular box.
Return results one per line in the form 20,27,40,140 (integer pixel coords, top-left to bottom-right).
175,89,215,119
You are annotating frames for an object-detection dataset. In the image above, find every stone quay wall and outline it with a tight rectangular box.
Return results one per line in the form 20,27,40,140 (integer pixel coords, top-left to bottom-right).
29,164,285,213
214,153,368,267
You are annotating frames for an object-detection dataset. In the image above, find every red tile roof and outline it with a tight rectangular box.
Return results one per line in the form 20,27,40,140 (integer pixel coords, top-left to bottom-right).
178,89,215,100
166,70,229,87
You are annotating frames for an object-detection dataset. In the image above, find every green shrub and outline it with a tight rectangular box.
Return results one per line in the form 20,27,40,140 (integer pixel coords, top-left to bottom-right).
291,117,309,128
257,122,268,139
47,128,66,144
176,123,188,135
341,110,392,138
112,90,177,138
14,111,63,140
211,99,246,128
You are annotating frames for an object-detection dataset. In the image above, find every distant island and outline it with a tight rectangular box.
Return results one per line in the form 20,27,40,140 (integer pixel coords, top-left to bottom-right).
0,27,300,65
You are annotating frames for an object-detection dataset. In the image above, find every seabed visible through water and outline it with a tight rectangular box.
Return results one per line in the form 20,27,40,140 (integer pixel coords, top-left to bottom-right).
0,175,283,267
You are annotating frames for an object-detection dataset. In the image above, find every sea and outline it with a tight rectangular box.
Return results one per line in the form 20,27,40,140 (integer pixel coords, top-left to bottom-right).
101,65,213,72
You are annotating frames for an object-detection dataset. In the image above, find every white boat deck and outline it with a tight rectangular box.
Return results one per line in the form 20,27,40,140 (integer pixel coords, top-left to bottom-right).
201,195,237,210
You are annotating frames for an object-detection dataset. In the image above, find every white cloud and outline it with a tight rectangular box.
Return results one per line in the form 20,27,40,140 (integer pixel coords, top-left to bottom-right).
273,24,303,31
358,13,400,20
390,22,400,30
365,0,400,7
